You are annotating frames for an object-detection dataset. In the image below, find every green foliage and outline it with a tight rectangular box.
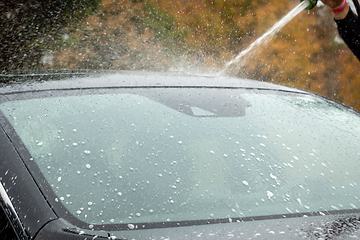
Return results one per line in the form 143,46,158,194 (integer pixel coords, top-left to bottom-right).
143,2,186,44
63,0,102,23
0,0,102,71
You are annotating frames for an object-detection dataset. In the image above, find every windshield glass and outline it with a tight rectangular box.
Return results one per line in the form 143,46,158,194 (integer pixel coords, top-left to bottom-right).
1,88,360,229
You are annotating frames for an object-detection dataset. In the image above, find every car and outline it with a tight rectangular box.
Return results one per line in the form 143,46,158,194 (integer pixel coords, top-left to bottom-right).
1,70,360,240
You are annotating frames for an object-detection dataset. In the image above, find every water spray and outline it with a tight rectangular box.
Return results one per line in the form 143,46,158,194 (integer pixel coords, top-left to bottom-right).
218,1,309,75
301,0,318,10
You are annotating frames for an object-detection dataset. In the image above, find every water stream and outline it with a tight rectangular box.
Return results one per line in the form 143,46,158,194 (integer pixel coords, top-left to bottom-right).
218,0,310,75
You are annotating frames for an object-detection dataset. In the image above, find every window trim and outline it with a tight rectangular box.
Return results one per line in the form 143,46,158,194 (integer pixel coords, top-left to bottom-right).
0,181,30,240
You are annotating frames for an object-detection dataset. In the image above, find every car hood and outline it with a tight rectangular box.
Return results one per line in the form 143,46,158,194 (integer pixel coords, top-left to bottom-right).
38,212,360,240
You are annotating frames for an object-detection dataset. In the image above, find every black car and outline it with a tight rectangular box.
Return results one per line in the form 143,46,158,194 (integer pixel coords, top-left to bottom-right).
1,71,360,240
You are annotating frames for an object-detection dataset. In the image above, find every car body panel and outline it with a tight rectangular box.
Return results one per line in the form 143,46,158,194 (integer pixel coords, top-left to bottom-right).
0,120,57,238
0,70,308,94
34,213,360,240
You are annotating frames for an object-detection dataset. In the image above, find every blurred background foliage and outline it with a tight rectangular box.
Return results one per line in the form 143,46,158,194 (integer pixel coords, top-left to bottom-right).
1,0,360,110
0,0,101,69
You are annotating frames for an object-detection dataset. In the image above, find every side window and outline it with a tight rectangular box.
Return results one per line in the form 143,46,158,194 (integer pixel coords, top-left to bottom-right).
0,206,19,240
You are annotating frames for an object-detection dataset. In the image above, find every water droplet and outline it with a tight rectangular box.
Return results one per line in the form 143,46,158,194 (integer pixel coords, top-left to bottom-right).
84,150,91,155
57,177,62,182
128,224,135,229
270,173,277,180
331,205,339,210
86,164,91,169
267,190,274,199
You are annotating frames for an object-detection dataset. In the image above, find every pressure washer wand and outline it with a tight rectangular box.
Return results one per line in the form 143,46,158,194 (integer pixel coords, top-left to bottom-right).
302,0,360,15
301,0,318,10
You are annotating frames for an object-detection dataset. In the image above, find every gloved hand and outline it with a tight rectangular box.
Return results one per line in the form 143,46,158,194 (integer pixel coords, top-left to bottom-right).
321,0,349,19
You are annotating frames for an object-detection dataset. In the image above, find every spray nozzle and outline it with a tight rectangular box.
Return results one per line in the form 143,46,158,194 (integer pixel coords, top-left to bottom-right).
301,0,318,9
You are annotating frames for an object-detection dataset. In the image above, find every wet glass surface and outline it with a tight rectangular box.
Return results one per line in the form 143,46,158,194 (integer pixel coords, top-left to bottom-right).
1,88,360,227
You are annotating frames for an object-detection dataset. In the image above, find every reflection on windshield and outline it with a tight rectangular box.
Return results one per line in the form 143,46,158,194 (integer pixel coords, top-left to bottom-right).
1,89,360,228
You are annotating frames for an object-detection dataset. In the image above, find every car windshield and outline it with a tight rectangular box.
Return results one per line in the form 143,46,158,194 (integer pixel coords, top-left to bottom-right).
1,87,360,229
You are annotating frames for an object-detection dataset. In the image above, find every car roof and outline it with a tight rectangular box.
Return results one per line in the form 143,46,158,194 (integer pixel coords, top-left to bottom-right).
0,70,308,95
